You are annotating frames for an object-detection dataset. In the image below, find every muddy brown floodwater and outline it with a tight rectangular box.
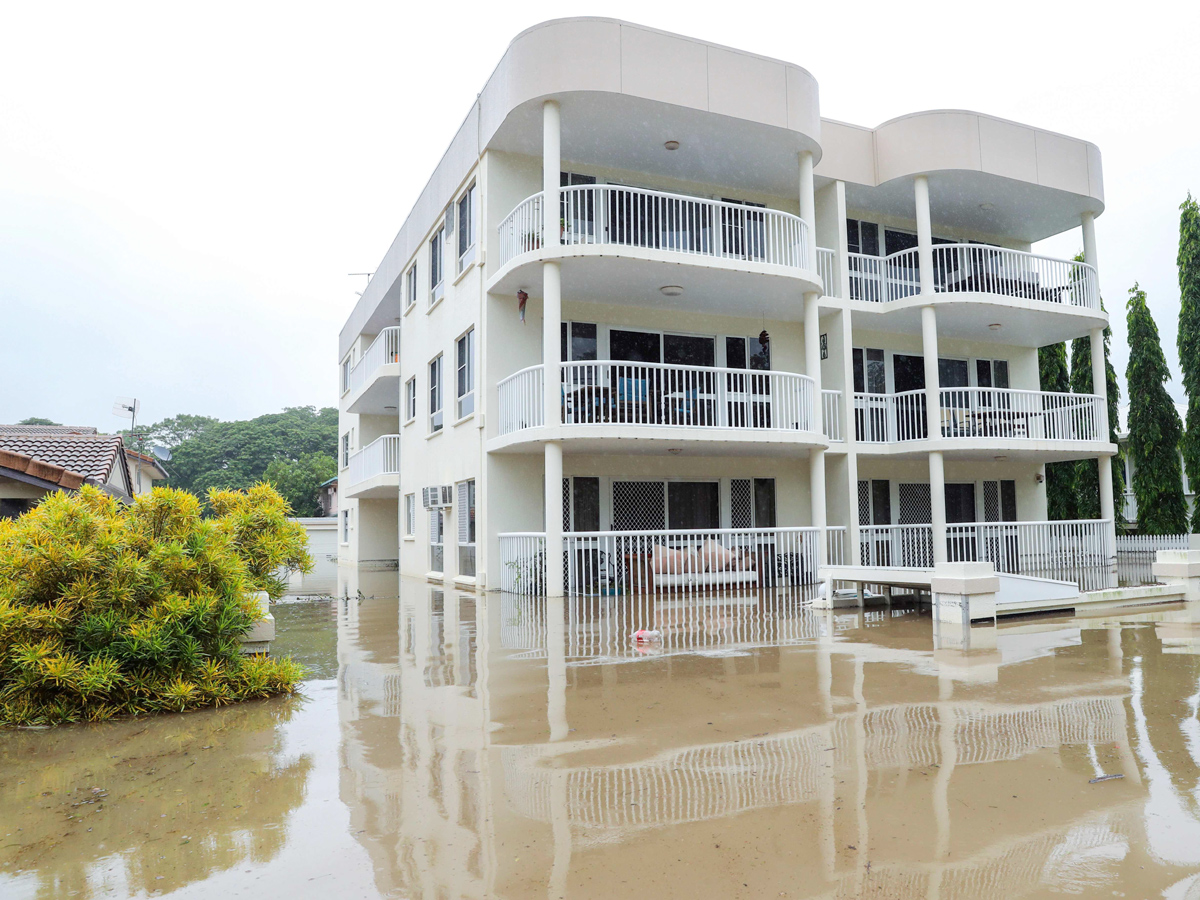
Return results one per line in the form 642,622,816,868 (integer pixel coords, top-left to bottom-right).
4,575,1200,899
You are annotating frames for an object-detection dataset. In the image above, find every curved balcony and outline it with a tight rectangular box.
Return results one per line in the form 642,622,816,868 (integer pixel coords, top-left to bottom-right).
493,361,826,454
491,186,820,314
343,327,400,415
343,434,400,499
852,388,1109,457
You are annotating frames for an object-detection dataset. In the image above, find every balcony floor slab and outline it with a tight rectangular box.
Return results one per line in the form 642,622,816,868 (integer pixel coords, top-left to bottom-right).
487,424,825,457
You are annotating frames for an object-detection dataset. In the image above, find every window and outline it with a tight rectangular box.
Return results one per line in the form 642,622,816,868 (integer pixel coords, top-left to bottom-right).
405,377,417,423
341,354,353,394
406,264,418,310
976,359,1010,389
457,480,476,576
405,494,416,536
341,432,351,469
429,227,444,305
429,508,444,573
429,356,443,432
566,477,600,532
560,321,598,362
457,184,475,271
456,329,475,419
341,509,350,544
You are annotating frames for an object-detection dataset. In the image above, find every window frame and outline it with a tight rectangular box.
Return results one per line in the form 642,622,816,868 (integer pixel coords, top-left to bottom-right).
457,183,476,271
340,353,353,395
341,509,351,545
341,432,351,469
429,355,443,433
456,328,475,419
404,493,416,537
405,264,418,311
405,377,417,423
429,227,444,306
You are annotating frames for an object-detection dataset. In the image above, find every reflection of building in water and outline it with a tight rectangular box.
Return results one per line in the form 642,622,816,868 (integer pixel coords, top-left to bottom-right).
333,576,1200,898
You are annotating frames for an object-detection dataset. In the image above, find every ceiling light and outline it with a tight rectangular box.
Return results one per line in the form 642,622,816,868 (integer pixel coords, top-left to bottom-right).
979,202,994,211
988,323,1002,331
664,140,680,151
660,285,684,296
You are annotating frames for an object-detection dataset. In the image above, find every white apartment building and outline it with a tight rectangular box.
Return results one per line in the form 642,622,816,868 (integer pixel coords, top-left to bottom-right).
337,17,1117,598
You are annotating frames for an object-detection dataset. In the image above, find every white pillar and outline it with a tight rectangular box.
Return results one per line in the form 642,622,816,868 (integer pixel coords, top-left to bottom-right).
544,261,561,427
929,450,947,565
1085,213,1116,541
805,290,826,564
544,441,564,598
914,175,934,296
1081,211,1099,272
921,304,941,439
543,100,560,249
834,180,850,300
799,151,816,269
839,303,861,564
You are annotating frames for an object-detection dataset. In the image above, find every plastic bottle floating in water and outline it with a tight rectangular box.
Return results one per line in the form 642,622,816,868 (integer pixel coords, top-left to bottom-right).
632,629,662,643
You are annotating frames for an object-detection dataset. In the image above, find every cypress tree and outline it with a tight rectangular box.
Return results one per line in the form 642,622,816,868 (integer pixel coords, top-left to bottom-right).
1126,284,1188,534
1177,193,1200,531
1069,294,1126,524
1039,342,1078,519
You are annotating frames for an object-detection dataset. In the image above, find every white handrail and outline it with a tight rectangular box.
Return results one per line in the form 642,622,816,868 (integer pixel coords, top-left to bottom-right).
498,185,813,271
938,388,1105,441
853,391,928,442
858,524,935,568
816,247,837,296
822,390,842,441
822,244,1099,309
344,434,400,488
346,326,400,397
497,365,544,435
945,519,1114,590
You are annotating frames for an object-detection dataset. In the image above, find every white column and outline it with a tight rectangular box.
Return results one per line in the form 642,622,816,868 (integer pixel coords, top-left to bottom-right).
799,151,816,269
545,441,564,598
929,450,947,565
805,290,826,564
921,304,941,439
543,100,560,248
834,180,850,300
914,175,934,296
1081,211,1099,273
1084,211,1116,544
840,306,861,564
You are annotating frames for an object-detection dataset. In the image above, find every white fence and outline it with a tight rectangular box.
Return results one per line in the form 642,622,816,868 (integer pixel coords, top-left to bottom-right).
1115,533,1188,553
499,185,813,271
827,525,846,567
816,247,837,295
945,520,1113,588
853,391,928,442
346,326,400,397
498,361,816,435
343,434,400,489
938,388,1105,442
822,390,842,441
824,244,1099,310
497,365,544,435
859,524,936,568
497,192,544,265
499,533,546,596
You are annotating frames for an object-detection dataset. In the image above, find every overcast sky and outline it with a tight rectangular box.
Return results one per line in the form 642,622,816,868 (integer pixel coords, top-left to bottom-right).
2,2,1196,429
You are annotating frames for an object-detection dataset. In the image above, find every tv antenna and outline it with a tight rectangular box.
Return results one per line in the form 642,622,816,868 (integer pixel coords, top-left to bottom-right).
113,397,144,495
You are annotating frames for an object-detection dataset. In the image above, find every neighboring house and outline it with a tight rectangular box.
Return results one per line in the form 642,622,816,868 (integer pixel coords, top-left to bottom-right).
317,476,338,517
124,448,170,497
337,18,1117,592
1116,403,1195,528
0,429,135,517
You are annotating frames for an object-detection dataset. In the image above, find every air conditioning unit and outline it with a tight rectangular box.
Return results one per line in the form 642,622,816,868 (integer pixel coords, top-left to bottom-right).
421,485,454,509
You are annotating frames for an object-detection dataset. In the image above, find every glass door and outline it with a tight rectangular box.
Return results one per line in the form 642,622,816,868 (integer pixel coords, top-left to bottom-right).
853,348,887,440
726,335,772,428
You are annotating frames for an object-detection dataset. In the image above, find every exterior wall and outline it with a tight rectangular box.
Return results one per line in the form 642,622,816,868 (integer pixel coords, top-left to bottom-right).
855,458,1046,524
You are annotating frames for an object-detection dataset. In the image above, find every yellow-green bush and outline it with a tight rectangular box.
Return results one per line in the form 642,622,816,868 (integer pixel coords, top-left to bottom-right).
0,483,312,725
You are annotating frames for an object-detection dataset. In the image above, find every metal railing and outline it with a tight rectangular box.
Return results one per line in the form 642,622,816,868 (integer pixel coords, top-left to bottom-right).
498,361,817,436
853,391,928,442
346,327,400,398
500,533,546,596
827,525,846,566
945,519,1113,589
816,247,837,295
819,244,1100,309
344,434,400,488
497,365,544,434
938,388,1105,441
822,390,842,441
1115,533,1188,553
859,524,935,568
498,185,812,271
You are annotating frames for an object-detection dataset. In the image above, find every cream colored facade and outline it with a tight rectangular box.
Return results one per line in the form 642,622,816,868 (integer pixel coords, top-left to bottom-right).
336,18,1116,595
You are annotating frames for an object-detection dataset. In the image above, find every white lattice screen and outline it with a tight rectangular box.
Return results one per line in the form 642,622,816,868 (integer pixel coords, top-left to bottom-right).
612,481,666,530
857,480,871,526
898,483,931,524
457,482,470,543
563,478,571,532
731,479,753,529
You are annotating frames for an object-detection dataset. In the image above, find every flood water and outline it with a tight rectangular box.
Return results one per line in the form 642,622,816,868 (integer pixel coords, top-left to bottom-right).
4,575,1200,899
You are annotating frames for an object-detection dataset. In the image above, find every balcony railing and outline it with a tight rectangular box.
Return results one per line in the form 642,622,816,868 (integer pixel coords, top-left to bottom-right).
498,361,818,437
852,389,1105,443
854,519,1114,590
822,389,843,442
498,186,812,272
816,247,836,295
345,327,400,398
823,244,1099,310
344,434,400,488
500,526,843,597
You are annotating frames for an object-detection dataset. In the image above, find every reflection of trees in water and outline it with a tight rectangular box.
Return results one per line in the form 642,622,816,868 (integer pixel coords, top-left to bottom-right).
0,695,311,900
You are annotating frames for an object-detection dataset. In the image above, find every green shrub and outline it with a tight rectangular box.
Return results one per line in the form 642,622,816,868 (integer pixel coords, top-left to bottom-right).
0,483,312,726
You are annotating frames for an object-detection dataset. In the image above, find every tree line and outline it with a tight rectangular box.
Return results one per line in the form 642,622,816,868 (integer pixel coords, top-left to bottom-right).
1042,194,1199,535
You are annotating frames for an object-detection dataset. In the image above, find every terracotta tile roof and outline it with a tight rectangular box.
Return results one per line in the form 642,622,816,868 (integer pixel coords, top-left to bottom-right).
0,424,98,435
0,434,131,494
